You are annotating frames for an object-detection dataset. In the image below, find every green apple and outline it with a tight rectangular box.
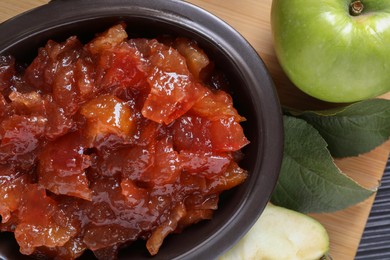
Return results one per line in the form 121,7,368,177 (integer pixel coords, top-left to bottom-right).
271,0,390,102
220,203,329,260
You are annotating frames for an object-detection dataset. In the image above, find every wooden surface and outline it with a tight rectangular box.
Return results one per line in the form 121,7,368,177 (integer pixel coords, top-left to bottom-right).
1,1,390,259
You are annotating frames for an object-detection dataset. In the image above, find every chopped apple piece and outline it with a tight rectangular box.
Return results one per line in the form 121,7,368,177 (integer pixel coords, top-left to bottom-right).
220,203,329,260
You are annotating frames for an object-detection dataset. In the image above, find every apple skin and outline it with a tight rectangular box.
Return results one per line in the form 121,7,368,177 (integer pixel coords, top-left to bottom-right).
271,0,390,103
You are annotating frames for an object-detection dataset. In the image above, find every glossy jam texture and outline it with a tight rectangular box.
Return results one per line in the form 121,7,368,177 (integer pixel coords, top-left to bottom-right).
0,23,249,259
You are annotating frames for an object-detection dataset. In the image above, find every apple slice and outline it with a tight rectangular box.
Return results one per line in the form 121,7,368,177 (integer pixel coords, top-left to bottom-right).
220,203,329,260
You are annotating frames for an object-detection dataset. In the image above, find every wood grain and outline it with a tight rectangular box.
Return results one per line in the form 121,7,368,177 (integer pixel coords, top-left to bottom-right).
1,1,389,259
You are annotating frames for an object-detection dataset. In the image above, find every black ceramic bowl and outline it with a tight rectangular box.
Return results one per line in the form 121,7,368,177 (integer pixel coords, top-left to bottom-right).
0,0,283,259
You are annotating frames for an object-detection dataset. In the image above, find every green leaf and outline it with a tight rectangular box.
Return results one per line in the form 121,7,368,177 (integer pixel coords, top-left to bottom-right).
271,116,375,213
287,99,390,158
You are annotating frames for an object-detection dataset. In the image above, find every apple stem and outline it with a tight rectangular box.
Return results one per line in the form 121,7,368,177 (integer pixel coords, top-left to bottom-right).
350,0,364,16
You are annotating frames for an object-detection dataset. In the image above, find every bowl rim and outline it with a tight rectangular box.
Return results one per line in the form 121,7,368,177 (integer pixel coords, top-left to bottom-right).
0,1,284,259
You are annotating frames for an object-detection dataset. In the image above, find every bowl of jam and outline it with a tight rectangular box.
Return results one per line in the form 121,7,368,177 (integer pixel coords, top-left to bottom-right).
0,1,283,259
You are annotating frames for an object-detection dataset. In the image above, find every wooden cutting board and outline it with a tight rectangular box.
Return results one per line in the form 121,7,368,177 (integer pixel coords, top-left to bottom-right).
1,1,390,259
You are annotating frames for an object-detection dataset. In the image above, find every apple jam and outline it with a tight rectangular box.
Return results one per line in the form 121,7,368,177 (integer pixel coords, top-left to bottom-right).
0,23,249,259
